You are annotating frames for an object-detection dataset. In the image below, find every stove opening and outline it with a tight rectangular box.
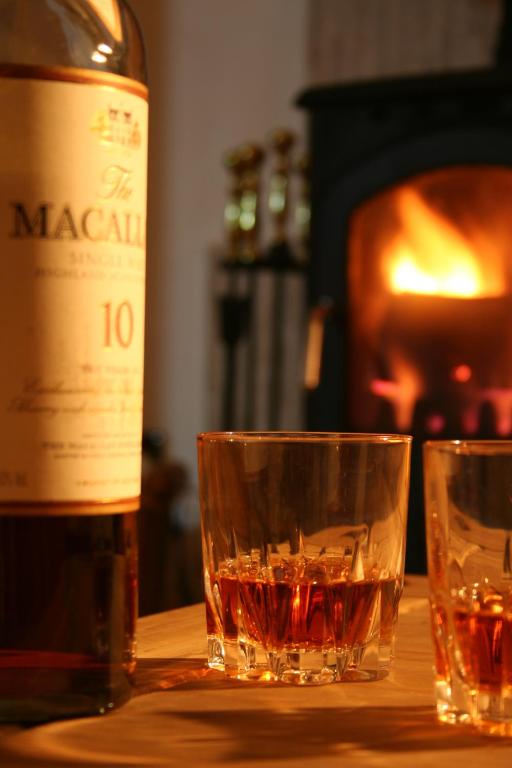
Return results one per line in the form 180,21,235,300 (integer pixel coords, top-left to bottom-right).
348,166,512,437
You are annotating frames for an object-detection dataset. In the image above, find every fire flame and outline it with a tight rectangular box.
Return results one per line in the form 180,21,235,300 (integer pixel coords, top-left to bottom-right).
386,187,503,297
364,173,512,435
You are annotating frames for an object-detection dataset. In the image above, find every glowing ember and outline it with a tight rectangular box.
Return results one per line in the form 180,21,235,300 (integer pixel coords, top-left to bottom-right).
425,413,445,434
451,364,472,383
370,347,423,431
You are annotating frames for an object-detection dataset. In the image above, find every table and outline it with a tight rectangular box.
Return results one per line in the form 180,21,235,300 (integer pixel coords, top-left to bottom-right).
1,576,511,767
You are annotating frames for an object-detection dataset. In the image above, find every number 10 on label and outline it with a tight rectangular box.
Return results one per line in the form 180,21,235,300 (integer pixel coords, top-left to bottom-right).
102,301,134,348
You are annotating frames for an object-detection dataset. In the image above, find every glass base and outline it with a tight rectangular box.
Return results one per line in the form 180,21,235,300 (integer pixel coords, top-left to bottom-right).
435,678,512,737
208,634,393,685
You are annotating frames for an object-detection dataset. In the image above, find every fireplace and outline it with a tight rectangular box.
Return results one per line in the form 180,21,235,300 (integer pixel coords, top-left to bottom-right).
299,69,512,572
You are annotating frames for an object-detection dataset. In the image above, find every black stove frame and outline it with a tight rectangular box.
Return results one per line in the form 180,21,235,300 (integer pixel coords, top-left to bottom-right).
298,69,512,572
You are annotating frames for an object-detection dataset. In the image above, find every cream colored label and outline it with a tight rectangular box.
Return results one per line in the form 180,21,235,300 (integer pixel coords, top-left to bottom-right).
0,73,148,503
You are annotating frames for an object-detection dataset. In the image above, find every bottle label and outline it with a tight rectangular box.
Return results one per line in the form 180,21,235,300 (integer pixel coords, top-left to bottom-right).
0,68,148,511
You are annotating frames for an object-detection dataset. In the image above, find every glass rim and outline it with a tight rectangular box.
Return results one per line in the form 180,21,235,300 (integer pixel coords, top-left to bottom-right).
424,439,512,455
197,431,412,445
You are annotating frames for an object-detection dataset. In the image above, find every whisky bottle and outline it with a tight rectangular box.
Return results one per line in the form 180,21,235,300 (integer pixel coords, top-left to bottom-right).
0,0,147,720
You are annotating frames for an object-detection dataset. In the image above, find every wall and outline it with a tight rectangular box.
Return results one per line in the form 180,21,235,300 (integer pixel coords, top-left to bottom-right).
308,0,501,83
130,0,308,509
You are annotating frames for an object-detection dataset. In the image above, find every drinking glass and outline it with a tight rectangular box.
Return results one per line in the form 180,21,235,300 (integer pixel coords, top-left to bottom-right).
424,440,512,736
197,432,411,685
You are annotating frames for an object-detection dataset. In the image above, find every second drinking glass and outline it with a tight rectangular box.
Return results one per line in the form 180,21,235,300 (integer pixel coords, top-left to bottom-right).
424,440,512,736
